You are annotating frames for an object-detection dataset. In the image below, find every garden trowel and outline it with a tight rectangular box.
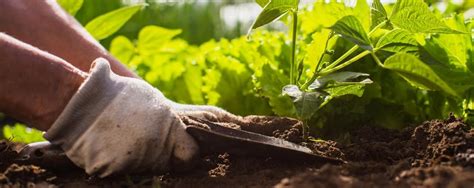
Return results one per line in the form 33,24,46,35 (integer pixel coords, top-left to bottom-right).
17,118,344,169
184,118,344,164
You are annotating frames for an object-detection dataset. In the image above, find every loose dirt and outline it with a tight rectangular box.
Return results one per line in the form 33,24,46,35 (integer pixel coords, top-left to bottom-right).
1,115,473,187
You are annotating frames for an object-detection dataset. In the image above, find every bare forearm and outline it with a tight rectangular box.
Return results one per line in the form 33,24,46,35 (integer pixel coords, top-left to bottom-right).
0,33,86,131
0,0,137,78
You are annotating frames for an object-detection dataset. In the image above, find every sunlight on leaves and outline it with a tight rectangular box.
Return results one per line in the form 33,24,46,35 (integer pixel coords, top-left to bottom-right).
57,0,83,16
86,4,145,40
3,124,45,143
330,15,372,51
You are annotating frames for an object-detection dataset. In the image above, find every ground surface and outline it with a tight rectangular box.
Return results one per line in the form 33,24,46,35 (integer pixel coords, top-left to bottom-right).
1,115,473,187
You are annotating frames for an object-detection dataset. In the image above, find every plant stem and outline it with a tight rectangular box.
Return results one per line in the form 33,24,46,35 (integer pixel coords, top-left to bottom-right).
324,45,358,70
302,21,387,89
301,32,333,89
290,10,298,85
368,20,387,36
371,52,385,67
324,20,386,71
318,50,371,76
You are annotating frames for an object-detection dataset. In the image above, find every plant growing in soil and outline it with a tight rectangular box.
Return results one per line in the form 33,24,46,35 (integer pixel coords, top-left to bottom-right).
3,0,473,142
247,0,474,136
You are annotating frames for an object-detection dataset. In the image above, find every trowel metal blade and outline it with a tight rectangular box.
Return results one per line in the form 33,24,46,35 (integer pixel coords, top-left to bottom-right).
185,120,344,164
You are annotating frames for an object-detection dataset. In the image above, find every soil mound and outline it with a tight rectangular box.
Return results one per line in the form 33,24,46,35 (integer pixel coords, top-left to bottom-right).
1,115,473,187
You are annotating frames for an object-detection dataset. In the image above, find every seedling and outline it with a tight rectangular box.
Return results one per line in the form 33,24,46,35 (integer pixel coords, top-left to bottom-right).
248,0,472,138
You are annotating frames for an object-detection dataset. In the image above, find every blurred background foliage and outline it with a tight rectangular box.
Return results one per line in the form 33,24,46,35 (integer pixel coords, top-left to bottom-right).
75,0,260,46
1,0,473,142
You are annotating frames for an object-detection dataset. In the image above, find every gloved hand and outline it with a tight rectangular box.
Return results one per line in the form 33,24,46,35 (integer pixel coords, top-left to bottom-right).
167,101,242,123
44,58,199,177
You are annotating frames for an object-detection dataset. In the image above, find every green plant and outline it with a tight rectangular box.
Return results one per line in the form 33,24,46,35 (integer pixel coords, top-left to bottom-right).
5,0,472,143
0,2,144,143
245,0,473,137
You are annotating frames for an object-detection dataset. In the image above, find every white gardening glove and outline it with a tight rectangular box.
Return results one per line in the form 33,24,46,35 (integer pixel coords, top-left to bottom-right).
167,102,303,138
166,100,243,123
44,58,199,177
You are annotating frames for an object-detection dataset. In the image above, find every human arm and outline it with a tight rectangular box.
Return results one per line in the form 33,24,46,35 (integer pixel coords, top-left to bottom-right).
0,33,86,131
0,0,137,78
0,33,198,176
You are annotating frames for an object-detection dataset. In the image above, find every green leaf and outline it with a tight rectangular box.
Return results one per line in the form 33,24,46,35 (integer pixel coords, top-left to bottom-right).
383,53,458,97
428,65,474,95
389,0,461,33
305,29,332,72
183,65,205,104
257,64,296,116
370,0,390,30
324,84,366,98
309,71,373,90
250,0,299,30
57,0,83,16
85,4,144,40
137,26,182,56
282,85,325,119
330,15,372,51
256,0,270,7
423,37,467,71
421,15,472,71
110,36,135,64
376,29,418,53
299,2,353,34
3,124,45,143
354,0,371,30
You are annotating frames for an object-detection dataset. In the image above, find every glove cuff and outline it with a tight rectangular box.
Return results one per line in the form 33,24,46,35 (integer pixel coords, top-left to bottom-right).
44,58,123,152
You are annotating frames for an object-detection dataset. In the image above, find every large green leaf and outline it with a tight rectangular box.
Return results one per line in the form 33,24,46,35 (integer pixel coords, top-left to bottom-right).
282,85,325,119
57,0,83,16
370,0,390,30
299,2,353,34
375,29,418,53
389,0,460,33
309,71,372,90
428,65,474,95
324,84,367,98
304,29,332,72
383,53,458,97
256,0,270,7
250,0,299,30
443,15,471,64
354,0,371,30
85,4,144,40
423,37,467,71
330,15,372,51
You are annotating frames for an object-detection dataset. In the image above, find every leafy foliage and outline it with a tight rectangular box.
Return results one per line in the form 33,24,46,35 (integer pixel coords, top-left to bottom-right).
4,0,474,142
370,0,389,30
106,0,473,134
85,4,145,40
250,0,299,30
375,29,418,53
283,85,325,119
3,124,45,143
330,15,372,51
389,0,461,33
383,53,458,97
57,0,84,16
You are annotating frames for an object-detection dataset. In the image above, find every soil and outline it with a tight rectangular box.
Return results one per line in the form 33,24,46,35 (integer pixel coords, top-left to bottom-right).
1,114,473,187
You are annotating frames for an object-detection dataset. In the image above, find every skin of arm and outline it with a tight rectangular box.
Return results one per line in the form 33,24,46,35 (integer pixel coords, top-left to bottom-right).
0,0,138,78
0,33,87,131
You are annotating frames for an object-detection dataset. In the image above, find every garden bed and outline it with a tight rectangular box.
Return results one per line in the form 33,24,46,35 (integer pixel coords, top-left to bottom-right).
1,115,473,187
